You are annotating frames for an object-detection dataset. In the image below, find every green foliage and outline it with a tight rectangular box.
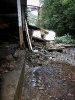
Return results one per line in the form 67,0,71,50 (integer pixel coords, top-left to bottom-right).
39,0,75,37
54,34,75,44
28,12,37,26
39,0,44,4
62,0,70,5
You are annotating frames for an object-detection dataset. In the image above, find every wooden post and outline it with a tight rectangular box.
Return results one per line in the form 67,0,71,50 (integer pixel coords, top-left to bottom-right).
17,0,24,48
22,6,25,31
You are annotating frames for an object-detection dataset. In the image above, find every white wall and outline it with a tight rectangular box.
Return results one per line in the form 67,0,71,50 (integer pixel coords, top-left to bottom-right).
33,30,41,38
44,30,56,40
33,30,56,40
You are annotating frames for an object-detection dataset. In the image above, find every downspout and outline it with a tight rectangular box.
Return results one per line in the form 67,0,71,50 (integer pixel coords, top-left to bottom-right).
17,0,24,48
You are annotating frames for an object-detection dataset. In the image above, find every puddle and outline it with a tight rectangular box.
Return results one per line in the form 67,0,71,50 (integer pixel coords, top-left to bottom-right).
31,78,37,87
31,66,42,87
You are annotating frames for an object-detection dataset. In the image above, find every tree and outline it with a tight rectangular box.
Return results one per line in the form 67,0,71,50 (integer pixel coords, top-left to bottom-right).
39,0,75,36
28,12,37,26
62,0,75,36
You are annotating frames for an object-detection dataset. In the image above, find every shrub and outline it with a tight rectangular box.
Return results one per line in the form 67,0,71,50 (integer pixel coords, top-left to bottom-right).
54,34,75,44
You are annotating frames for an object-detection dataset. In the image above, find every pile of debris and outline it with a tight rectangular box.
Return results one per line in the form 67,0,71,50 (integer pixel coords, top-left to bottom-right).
22,40,75,100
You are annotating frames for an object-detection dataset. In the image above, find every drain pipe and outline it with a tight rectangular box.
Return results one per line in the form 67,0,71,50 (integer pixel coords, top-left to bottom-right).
17,0,24,48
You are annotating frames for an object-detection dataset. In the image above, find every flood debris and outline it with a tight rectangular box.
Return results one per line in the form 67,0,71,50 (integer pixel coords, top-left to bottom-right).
22,40,75,100
0,42,25,72
1,38,75,100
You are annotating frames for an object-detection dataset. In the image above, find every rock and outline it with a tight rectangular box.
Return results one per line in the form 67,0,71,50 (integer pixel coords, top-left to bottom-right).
31,55,37,59
4,70,9,73
26,65,29,69
49,57,52,60
0,68,3,72
39,87,44,90
6,55,14,61
67,93,71,96
7,64,14,71
36,94,41,100
6,56,9,60
37,61,42,66
39,56,45,61
33,49,38,53
73,57,75,59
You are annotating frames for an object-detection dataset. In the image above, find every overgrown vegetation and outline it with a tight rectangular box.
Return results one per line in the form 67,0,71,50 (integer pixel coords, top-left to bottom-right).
39,0,75,37
54,34,75,44
28,12,37,26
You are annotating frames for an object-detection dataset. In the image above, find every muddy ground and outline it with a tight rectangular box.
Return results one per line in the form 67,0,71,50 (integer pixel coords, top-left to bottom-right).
0,41,75,100
0,43,25,100
22,41,75,100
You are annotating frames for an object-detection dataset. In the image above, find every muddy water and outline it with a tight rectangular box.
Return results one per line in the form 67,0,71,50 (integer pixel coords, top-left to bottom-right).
22,62,75,100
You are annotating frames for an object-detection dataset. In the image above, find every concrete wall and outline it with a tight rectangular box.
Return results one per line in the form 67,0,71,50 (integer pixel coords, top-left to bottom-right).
33,30,41,38
44,30,56,40
33,30,56,40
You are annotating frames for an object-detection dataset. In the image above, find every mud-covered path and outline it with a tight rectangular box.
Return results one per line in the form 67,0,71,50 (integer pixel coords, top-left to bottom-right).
22,42,75,100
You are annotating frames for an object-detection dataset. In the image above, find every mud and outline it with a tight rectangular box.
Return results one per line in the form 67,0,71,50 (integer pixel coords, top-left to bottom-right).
22,42,75,100
22,64,75,100
0,41,75,100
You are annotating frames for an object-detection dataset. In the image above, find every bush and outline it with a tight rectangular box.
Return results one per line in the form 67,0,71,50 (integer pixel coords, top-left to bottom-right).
54,34,75,44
